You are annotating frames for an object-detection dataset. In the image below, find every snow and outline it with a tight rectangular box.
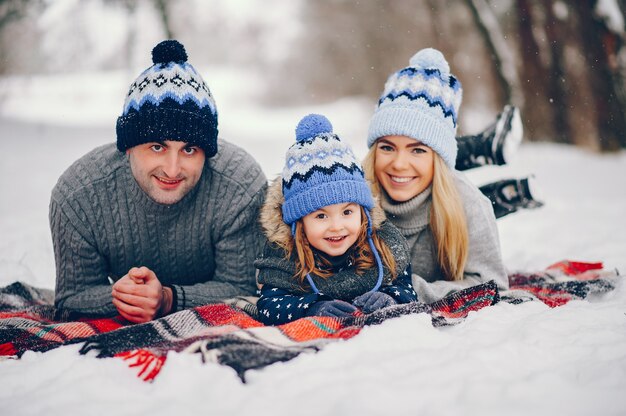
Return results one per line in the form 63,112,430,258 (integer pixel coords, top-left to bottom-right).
594,0,625,35
1,69,626,415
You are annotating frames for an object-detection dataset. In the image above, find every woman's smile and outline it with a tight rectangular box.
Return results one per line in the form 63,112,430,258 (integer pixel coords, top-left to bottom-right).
389,175,416,184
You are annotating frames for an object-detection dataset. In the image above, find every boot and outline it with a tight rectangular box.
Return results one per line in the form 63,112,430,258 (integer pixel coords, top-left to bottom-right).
479,176,544,219
456,105,523,171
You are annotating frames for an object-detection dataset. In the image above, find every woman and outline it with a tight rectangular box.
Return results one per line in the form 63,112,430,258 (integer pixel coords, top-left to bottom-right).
363,48,508,303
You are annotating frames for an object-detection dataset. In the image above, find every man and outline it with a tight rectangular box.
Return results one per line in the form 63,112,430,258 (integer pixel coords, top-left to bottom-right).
50,40,267,323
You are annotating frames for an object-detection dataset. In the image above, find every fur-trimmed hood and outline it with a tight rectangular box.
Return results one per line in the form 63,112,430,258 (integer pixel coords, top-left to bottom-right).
259,176,387,246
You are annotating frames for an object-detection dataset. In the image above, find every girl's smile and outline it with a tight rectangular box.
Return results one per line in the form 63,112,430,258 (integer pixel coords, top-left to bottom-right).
324,235,350,247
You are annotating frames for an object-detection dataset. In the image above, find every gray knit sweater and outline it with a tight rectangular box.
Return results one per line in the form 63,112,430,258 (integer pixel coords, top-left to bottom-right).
50,140,267,317
381,170,508,303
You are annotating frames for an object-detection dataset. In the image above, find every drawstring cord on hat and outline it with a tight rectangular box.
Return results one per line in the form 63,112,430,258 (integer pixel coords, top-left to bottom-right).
301,209,384,295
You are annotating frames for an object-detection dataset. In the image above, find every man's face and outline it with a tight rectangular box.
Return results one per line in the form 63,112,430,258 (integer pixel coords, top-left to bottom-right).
127,140,206,205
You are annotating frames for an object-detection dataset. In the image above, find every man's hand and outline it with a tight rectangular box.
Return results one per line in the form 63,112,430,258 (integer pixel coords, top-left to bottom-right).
111,266,172,323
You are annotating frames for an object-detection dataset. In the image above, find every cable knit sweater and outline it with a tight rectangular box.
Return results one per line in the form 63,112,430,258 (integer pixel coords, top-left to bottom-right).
50,140,267,317
381,170,508,303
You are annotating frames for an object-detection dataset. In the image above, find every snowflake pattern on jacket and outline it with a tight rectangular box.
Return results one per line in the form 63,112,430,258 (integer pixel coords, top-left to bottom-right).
257,264,416,325
255,179,417,326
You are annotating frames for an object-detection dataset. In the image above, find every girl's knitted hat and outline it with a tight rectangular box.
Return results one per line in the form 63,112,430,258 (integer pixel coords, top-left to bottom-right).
282,114,384,293
116,40,219,157
367,48,463,168
281,114,374,226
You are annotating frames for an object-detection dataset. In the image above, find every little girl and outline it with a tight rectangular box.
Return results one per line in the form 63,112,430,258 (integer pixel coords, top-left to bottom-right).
255,114,417,325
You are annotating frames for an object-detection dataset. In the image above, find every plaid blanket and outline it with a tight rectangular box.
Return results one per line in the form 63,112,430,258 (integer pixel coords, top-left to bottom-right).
0,261,618,382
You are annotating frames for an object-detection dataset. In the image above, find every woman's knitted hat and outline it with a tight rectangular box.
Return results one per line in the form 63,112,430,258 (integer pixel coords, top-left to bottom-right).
281,114,374,226
116,40,218,157
367,48,463,168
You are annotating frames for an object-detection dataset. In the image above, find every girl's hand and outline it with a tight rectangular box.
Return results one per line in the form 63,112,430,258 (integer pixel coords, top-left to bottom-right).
307,300,357,318
353,292,396,314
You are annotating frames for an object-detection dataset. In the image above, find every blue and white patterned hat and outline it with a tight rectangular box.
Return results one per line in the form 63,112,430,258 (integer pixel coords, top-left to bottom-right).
281,114,374,225
116,40,218,157
367,48,463,168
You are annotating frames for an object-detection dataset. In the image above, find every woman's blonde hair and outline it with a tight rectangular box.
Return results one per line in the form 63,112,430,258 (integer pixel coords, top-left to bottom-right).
285,206,397,283
363,145,468,281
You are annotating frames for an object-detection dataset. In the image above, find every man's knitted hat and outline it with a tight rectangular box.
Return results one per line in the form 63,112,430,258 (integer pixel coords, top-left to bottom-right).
367,48,462,168
281,114,374,226
116,40,218,157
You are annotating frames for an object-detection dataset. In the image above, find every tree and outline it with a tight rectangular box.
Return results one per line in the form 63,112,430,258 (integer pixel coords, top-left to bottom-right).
543,0,572,144
153,0,175,40
464,0,523,108
572,0,626,150
514,0,572,143
0,0,33,30
515,0,556,142
0,0,43,74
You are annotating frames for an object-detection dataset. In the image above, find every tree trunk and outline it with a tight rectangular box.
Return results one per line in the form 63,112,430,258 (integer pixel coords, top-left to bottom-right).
464,0,524,107
514,0,556,142
123,0,137,69
543,0,572,143
425,0,450,52
0,0,33,31
572,0,626,150
153,0,174,40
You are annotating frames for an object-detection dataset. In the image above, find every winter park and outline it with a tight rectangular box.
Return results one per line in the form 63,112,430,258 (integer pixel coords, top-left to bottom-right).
1,1,626,415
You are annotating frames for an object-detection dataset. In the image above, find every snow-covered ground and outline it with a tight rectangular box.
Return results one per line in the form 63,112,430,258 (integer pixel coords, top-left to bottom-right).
1,70,625,416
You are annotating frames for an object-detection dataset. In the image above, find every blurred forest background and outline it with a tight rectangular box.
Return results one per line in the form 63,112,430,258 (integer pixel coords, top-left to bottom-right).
1,0,625,151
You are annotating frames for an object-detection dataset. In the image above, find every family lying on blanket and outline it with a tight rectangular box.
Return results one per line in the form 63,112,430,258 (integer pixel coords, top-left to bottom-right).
51,40,540,325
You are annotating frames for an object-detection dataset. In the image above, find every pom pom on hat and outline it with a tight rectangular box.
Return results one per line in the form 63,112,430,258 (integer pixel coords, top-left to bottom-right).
408,48,450,75
151,40,188,64
295,114,333,142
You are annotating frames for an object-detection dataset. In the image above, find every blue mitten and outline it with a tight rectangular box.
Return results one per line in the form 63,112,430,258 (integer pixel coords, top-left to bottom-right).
307,300,358,318
353,291,396,314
